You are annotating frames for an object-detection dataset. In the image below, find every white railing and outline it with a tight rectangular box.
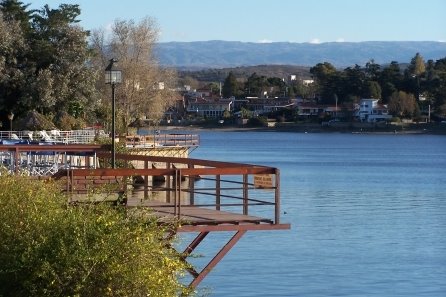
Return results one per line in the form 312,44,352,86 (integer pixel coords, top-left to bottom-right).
0,130,199,148
0,144,102,176
0,129,99,144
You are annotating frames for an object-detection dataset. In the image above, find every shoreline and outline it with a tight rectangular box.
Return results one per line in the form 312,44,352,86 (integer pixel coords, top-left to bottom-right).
144,123,446,135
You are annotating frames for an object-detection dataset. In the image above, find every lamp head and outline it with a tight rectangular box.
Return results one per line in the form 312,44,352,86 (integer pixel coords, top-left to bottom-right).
105,58,122,84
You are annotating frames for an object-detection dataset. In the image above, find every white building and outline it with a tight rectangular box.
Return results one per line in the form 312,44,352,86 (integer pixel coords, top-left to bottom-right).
356,99,392,122
302,79,314,86
187,97,234,118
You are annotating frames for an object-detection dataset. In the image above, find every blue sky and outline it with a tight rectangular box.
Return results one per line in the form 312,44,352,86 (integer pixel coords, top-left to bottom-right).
28,0,446,43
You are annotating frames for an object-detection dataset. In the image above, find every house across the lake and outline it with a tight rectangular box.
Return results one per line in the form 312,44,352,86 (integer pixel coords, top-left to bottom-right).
356,99,392,122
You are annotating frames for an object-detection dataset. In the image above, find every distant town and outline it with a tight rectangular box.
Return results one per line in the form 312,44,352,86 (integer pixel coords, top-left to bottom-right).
156,54,446,132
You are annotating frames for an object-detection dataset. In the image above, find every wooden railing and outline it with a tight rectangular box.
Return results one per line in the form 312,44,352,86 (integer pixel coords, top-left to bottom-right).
0,144,282,226
64,152,282,225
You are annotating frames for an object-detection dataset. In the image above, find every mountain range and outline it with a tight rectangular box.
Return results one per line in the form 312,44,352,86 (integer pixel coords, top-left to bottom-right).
155,40,446,69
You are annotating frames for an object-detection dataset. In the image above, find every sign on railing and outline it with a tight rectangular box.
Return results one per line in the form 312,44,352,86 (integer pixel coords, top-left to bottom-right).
253,174,273,189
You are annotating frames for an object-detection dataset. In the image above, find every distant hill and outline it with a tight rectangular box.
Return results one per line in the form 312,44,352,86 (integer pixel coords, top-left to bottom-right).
155,40,446,69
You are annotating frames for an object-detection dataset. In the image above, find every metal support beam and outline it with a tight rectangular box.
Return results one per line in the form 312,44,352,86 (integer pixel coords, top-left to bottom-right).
188,164,195,205
275,169,281,224
181,232,209,278
188,230,247,289
216,174,221,210
243,174,248,215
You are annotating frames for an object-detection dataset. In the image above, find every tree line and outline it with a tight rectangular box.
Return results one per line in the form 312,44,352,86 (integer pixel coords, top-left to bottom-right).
220,55,446,120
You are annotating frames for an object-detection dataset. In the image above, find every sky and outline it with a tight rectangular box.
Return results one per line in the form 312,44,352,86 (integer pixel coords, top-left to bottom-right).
27,0,446,43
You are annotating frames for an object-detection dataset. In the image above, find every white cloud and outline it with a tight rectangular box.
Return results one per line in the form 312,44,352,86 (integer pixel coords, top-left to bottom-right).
336,38,345,42
258,39,273,43
309,38,321,44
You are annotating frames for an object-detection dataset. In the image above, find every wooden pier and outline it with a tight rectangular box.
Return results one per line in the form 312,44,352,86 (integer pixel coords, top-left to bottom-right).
0,143,290,289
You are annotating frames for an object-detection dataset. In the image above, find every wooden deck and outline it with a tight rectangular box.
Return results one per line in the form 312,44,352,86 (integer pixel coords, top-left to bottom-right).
128,200,290,232
1,144,290,289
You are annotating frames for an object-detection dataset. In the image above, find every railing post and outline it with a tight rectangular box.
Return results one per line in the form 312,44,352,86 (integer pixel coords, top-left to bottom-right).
173,169,177,216
173,169,181,218
144,160,149,199
177,169,182,219
243,174,248,215
166,162,171,203
68,169,73,202
275,169,280,224
216,174,221,210
188,164,195,205
14,146,19,174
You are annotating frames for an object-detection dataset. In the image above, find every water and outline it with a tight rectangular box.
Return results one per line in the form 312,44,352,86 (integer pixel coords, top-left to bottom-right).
182,131,446,297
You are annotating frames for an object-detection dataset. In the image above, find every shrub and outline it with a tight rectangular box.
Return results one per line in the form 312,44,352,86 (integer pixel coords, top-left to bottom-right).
246,116,268,127
0,174,190,296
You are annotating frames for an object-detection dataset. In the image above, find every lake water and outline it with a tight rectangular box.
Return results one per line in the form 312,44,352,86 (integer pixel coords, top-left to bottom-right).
177,131,446,297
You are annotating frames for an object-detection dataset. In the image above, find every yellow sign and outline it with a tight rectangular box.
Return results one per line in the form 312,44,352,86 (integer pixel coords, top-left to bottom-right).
254,174,273,188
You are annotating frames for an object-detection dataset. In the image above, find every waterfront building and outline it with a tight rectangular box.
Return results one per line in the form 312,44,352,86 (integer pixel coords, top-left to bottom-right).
186,97,234,118
356,98,392,122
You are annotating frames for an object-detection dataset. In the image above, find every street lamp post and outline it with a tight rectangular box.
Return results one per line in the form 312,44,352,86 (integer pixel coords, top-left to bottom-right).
7,112,14,139
105,59,122,168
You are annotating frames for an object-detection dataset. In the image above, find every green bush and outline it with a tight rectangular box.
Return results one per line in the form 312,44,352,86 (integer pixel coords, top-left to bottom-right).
0,174,190,296
246,116,268,127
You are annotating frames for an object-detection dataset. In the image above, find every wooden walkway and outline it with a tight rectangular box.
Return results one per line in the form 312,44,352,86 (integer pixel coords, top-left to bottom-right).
1,144,290,289
128,200,290,232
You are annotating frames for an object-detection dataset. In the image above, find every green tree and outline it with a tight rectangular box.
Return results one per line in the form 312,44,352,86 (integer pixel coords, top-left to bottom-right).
0,174,189,296
245,72,268,97
431,57,446,117
28,4,98,117
0,0,32,34
408,52,426,77
388,91,418,118
379,61,403,102
222,71,238,97
310,62,338,103
363,81,382,99
207,82,221,96
343,64,366,100
0,2,30,124
267,77,287,97
0,2,98,127
406,53,426,100
365,59,381,81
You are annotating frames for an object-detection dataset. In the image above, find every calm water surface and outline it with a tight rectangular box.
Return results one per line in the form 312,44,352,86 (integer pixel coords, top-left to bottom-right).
182,131,446,297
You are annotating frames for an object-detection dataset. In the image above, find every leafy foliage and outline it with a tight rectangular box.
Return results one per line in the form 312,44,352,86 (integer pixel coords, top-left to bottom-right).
0,174,190,296
0,1,99,127
388,91,418,118
222,71,238,97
